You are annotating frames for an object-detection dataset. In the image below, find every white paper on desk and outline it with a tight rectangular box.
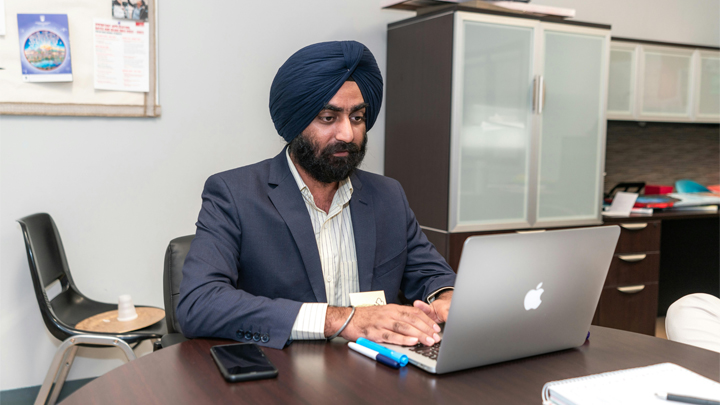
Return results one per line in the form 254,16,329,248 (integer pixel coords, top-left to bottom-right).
603,192,638,217
93,19,149,92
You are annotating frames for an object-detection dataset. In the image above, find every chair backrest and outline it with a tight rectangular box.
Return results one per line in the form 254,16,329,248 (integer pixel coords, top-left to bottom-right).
17,213,83,341
163,235,195,334
666,293,720,353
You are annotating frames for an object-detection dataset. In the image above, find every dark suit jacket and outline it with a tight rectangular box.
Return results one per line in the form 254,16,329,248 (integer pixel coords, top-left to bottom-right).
177,148,456,349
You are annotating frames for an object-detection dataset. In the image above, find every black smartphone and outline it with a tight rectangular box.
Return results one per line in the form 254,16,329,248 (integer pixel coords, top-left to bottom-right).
210,343,279,382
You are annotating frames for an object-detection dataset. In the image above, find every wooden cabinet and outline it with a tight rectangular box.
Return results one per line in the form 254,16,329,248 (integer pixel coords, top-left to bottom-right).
385,6,610,234
593,221,661,335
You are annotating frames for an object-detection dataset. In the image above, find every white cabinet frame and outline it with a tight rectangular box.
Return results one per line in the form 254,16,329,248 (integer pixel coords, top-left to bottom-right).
449,12,538,232
607,42,639,120
637,45,696,122
533,22,610,230
608,40,719,123
694,50,720,122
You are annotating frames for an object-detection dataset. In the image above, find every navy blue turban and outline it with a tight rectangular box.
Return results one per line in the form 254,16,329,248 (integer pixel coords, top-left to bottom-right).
269,41,383,143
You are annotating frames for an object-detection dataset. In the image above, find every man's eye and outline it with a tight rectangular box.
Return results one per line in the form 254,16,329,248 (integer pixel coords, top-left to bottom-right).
318,116,334,122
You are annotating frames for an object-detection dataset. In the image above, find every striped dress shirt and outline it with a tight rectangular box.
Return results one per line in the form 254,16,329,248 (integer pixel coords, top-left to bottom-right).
287,150,359,340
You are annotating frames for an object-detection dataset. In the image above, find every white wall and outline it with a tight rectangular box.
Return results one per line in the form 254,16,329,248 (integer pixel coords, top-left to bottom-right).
0,0,717,391
540,0,719,47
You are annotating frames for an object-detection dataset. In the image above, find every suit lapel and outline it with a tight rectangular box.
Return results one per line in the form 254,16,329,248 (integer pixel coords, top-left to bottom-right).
267,149,327,303
349,172,376,292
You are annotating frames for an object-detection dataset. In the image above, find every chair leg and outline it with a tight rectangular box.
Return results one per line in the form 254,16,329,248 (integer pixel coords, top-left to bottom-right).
45,345,78,405
35,335,138,405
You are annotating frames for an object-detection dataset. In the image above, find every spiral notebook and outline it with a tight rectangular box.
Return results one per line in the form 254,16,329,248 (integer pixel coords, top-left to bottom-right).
542,363,720,405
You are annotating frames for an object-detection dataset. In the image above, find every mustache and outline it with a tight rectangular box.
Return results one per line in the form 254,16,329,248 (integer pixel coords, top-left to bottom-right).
321,141,361,156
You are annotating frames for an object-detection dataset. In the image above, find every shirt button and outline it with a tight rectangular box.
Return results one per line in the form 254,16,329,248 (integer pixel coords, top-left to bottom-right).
261,334,270,343
253,333,261,342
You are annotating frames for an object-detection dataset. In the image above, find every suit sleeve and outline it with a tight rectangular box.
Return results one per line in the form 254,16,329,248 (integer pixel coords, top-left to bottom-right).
396,182,457,302
176,174,303,349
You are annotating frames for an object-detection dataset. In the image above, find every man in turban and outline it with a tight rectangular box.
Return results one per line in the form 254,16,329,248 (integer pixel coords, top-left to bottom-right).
177,41,455,350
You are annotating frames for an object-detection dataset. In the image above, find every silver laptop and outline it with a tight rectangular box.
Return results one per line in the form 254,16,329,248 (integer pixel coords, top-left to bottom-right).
384,226,620,374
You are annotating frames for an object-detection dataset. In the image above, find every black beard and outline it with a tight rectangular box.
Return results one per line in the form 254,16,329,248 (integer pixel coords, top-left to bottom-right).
288,132,367,184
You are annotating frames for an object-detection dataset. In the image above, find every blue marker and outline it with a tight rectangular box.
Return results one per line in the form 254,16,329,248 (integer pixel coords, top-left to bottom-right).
348,342,401,369
355,338,409,367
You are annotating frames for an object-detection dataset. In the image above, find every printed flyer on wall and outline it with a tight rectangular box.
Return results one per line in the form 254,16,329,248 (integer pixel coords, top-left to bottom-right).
17,14,73,82
93,19,149,92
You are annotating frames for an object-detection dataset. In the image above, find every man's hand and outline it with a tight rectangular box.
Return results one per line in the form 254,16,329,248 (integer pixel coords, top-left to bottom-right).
325,305,442,347
413,290,453,324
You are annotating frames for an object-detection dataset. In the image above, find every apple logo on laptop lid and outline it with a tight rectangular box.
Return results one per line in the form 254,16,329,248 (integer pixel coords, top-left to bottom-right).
524,282,544,310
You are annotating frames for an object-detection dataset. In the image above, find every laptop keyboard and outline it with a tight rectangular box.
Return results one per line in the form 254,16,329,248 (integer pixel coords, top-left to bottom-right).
409,341,441,360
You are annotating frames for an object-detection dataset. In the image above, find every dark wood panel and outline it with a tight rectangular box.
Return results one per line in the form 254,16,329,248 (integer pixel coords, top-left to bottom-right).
604,253,660,287
659,216,720,316
612,36,720,51
603,210,719,222
385,13,454,231
597,283,659,336
614,221,661,254
63,326,719,405
423,228,450,262
390,4,611,30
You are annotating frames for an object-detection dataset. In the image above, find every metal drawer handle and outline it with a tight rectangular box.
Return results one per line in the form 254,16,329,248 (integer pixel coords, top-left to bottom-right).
620,223,648,230
516,229,546,234
617,285,645,294
618,254,647,262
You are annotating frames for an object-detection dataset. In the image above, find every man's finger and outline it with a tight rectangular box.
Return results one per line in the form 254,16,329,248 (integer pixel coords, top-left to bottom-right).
395,306,439,334
413,300,442,326
373,330,419,347
395,307,441,344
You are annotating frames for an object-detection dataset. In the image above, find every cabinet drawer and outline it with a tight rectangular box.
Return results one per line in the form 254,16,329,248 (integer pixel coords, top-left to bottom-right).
604,252,660,287
613,221,661,253
595,283,658,335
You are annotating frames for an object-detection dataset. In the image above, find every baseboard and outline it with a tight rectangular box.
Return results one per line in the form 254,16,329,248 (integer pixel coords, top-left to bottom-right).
0,378,95,405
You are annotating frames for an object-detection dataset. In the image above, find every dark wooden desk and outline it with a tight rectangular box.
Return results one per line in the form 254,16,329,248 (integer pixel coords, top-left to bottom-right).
602,209,719,332
427,208,718,336
64,326,719,404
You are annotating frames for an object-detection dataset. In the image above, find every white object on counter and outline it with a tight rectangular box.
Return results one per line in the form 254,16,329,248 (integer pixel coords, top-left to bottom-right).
117,294,138,322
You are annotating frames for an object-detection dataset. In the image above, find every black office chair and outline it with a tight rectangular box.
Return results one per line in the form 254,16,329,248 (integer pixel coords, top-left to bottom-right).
160,234,194,348
17,213,166,405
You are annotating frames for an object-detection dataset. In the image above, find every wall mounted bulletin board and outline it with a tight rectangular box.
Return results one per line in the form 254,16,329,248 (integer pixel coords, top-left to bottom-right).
0,0,160,117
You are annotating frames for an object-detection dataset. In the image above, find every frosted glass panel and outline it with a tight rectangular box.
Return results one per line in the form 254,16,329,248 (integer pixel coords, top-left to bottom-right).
699,57,720,116
457,21,533,225
608,49,634,113
538,31,603,222
642,52,691,115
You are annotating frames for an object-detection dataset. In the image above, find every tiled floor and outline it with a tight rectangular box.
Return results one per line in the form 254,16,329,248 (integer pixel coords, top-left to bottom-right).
0,378,94,405
656,316,667,340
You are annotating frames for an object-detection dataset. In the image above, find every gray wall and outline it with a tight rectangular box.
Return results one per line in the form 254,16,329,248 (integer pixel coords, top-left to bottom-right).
1,0,718,391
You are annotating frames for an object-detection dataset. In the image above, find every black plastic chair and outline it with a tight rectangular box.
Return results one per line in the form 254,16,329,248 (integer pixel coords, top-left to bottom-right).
160,234,194,348
17,213,166,405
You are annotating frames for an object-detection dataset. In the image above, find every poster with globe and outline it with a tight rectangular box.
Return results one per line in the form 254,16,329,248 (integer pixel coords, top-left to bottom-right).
17,14,73,82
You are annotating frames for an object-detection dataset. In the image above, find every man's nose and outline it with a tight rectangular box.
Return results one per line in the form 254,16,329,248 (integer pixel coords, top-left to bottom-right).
335,117,354,143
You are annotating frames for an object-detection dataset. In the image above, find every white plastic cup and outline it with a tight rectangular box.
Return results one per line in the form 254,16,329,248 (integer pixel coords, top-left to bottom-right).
117,294,138,322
